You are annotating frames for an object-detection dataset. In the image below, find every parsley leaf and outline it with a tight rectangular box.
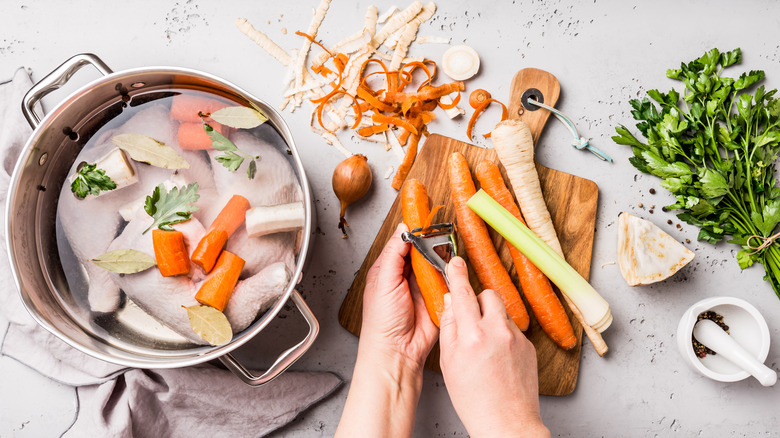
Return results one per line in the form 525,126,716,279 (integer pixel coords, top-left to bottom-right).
143,183,200,234
204,123,260,179
70,163,117,199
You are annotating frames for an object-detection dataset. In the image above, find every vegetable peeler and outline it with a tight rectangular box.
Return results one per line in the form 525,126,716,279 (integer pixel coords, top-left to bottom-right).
401,223,457,284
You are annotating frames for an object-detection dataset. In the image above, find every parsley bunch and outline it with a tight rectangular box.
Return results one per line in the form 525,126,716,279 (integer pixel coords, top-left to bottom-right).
613,48,780,298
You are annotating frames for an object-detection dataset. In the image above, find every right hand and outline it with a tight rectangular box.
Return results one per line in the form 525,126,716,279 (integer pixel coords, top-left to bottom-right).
438,257,550,438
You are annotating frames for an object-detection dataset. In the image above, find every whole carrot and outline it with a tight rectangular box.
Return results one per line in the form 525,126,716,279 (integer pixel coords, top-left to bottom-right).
401,179,448,327
152,229,191,277
448,152,529,331
475,160,576,349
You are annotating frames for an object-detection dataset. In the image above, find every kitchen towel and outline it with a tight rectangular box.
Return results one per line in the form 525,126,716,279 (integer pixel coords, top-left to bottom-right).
0,67,341,438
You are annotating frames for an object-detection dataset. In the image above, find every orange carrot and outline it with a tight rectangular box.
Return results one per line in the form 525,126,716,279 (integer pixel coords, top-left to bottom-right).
192,195,251,273
177,121,227,150
152,229,191,277
195,250,245,311
448,152,529,331
391,133,422,190
206,195,251,236
190,230,228,274
402,179,448,327
475,160,576,349
170,94,230,122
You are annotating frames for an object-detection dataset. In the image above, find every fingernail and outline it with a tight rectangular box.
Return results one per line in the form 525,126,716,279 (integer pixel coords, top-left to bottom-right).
450,256,465,268
443,293,452,310
396,222,408,234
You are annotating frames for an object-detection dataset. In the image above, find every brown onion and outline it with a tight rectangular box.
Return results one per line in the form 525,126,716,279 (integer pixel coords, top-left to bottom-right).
332,154,372,238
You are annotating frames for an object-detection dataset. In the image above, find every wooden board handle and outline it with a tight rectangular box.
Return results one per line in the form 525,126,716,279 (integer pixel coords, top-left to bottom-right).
508,68,561,143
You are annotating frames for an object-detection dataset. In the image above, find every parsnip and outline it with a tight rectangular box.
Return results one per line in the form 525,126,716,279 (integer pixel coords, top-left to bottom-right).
491,120,563,256
490,119,609,356
246,202,306,238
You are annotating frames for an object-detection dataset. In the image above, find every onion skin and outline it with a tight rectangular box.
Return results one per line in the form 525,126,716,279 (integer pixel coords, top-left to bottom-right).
332,154,372,238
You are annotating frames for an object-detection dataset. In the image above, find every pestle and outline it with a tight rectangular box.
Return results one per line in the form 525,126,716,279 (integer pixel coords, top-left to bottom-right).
693,319,777,387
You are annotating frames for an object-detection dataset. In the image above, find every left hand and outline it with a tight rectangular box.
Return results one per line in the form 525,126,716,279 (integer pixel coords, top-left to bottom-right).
360,223,440,371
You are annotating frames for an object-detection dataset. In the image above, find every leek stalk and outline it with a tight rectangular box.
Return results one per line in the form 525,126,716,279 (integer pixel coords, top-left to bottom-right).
467,189,612,332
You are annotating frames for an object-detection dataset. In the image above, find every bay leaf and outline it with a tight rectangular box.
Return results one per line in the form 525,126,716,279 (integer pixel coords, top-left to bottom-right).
112,133,190,169
184,305,233,346
90,248,156,274
210,106,268,129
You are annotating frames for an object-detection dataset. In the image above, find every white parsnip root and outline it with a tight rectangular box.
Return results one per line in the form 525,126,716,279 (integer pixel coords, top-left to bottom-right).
491,120,563,255
236,18,292,65
490,119,609,356
246,202,306,238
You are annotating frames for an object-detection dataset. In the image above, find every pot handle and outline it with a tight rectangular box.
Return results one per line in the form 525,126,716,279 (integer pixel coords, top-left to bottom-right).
219,290,320,386
22,53,113,128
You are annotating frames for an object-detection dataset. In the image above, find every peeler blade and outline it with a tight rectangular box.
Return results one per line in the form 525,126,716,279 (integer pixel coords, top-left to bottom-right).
401,223,457,284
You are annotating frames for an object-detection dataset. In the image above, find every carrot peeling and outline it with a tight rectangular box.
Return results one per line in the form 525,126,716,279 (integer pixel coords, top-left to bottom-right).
372,113,418,135
467,97,508,140
195,250,245,312
402,179,448,327
391,133,421,190
357,123,389,136
152,229,191,277
475,160,576,349
448,152,530,331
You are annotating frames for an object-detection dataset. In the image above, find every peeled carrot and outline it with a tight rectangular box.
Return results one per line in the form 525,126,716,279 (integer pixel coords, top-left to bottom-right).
475,160,576,349
192,195,251,273
448,152,529,331
195,250,245,312
170,94,230,122
152,229,191,277
190,230,228,274
402,179,448,327
177,121,227,150
206,195,251,236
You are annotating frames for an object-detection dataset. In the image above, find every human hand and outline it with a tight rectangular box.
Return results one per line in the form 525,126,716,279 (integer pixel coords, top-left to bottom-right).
439,257,549,438
336,224,439,438
360,222,440,373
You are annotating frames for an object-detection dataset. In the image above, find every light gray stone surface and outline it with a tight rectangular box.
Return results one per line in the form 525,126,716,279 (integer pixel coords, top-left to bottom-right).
1,0,779,436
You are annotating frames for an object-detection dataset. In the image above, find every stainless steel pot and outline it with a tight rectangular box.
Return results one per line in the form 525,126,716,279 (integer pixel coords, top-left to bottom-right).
7,53,318,386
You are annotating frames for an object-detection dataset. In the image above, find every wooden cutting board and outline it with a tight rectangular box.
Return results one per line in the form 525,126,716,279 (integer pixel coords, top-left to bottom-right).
338,68,599,396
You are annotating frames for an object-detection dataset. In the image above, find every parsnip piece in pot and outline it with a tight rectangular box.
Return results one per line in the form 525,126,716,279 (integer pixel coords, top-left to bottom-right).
246,202,305,238
617,212,695,286
68,147,138,198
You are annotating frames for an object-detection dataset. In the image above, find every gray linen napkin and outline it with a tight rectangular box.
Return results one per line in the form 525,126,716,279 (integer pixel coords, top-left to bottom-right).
0,68,341,437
